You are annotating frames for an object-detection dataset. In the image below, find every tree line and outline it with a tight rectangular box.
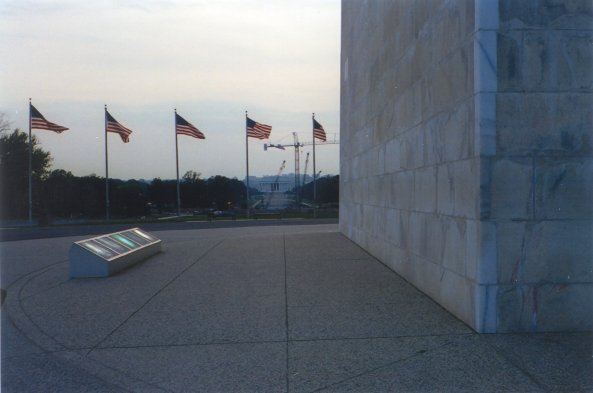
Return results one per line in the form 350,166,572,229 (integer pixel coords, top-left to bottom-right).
1,126,339,221
299,174,339,206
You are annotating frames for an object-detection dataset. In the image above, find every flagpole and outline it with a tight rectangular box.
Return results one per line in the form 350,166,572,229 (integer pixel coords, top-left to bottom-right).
28,99,33,224
175,109,181,216
312,113,317,218
245,111,251,219
104,105,110,221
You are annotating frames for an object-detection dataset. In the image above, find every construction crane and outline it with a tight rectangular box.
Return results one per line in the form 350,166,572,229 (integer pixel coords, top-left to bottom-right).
265,160,286,209
293,133,301,201
265,134,339,150
299,152,312,203
264,133,339,206
301,152,310,189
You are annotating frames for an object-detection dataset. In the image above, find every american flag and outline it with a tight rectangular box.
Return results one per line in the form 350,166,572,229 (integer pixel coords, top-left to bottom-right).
176,113,205,139
246,117,272,140
105,110,132,143
313,118,327,142
30,104,68,133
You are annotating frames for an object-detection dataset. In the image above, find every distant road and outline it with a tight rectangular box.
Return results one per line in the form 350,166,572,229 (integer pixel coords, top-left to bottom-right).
0,218,338,242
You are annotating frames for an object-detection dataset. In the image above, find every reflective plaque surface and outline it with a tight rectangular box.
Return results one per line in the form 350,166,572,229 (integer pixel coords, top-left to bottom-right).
74,228,160,261
79,240,119,260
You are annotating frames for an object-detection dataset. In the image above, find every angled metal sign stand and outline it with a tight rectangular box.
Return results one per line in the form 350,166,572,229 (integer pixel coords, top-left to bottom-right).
70,228,161,278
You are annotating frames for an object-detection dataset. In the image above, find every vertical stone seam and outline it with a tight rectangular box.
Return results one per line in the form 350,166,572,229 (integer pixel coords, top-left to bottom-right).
473,0,499,333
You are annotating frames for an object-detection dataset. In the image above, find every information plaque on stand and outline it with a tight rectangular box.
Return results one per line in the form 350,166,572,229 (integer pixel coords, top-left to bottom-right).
70,228,162,278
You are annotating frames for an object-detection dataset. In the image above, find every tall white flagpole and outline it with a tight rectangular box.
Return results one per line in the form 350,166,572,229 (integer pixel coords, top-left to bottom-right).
245,111,251,219
104,105,110,221
28,99,33,224
175,109,181,216
312,113,317,218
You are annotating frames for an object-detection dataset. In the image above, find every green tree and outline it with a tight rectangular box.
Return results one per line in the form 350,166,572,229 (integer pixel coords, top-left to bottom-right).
182,170,201,183
43,169,77,218
300,175,339,205
111,179,148,217
0,128,52,220
77,175,106,218
206,175,246,210
149,178,177,212
181,170,207,208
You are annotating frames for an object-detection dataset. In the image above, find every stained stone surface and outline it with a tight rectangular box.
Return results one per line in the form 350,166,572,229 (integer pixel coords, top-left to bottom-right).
340,0,592,332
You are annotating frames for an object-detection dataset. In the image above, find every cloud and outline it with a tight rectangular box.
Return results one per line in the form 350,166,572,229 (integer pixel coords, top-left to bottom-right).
0,0,84,16
0,0,340,179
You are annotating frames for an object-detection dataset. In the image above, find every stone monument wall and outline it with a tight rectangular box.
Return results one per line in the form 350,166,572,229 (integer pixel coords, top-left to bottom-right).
489,1,593,331
340,0,592,332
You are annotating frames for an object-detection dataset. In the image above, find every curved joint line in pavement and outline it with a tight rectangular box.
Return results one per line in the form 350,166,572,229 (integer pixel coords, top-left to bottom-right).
4,264,70,353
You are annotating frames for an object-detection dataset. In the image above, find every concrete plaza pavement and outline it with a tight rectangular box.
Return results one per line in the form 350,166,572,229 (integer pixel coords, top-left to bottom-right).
1,223,591,392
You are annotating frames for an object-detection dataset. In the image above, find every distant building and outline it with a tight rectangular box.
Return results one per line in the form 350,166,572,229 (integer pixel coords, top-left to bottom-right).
244,174,314,193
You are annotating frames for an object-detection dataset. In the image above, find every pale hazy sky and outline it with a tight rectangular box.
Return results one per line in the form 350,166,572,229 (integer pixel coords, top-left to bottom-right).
0,0,340,180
